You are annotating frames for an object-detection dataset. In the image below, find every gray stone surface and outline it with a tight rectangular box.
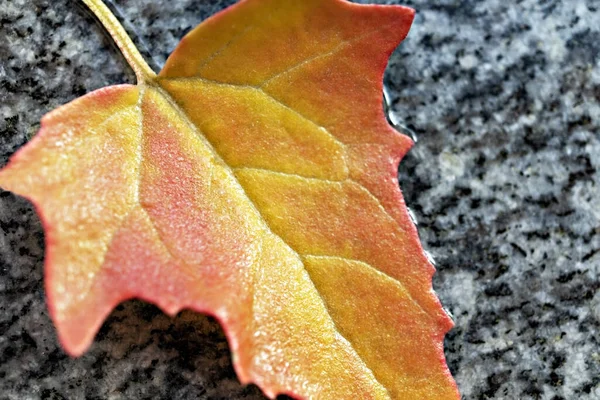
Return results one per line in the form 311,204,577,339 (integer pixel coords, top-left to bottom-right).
0,0,598,399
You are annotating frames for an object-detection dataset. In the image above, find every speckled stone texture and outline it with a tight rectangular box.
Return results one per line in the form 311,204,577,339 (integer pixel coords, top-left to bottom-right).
0,0,598,399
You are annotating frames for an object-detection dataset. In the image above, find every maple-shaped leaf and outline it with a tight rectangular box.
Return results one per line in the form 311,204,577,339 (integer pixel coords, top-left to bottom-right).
0,0,459,398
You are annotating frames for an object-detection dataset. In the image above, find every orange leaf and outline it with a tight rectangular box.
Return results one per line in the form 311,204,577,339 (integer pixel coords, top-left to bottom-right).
0,0,459,398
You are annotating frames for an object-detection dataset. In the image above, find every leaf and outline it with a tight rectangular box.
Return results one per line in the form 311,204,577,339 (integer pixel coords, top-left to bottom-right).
0,0,459,398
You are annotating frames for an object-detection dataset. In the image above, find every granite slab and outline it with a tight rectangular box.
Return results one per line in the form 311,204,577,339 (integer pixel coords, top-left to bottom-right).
0,0,599,399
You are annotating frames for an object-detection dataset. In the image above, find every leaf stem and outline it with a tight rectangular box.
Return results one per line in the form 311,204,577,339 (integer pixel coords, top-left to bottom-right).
81,0,156,83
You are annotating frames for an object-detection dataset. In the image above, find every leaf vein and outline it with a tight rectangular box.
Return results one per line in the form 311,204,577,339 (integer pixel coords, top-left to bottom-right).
302,254,428,317
149,83,387,387
233,167,344,184
196,24,255,73
257,21,398,88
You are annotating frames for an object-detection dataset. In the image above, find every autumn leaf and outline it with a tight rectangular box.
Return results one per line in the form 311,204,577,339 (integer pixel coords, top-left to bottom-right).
0,0,459,398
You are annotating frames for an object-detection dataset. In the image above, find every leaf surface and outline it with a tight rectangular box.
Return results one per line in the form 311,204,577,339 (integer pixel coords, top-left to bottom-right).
0,0,459,398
